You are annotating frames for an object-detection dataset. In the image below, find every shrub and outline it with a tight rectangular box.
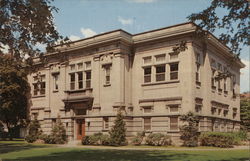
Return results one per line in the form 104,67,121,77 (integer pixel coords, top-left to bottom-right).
82,136,91,145
109,111,127,146
199,132,236,148
25,118,43,143
180,112,199,147
82,133,111,145
131,131,145,146
145,133,171,146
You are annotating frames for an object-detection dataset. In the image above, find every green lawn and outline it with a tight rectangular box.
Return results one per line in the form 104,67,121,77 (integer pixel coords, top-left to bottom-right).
0,140,249,161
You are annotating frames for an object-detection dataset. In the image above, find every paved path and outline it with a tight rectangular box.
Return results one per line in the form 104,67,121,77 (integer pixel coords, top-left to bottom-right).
56,144,250,151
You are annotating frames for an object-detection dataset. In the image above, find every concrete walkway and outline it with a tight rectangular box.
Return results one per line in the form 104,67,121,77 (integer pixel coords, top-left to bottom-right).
57,144,250,151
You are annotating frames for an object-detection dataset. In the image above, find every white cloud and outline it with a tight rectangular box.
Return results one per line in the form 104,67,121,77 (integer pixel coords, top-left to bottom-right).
118,16,133,25
127,0,157,3
80,28,97,38
69,35,81,41
240,59,250,92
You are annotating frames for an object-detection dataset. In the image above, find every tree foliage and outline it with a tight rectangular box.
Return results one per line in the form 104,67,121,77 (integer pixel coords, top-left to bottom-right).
180,112,200,147
0,0,66,61
240,99,250,131
188,0,249,55
0,54,29,139
109,111,127,146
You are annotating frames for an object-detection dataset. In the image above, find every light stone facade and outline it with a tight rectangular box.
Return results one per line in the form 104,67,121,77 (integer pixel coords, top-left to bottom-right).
28,22,245,142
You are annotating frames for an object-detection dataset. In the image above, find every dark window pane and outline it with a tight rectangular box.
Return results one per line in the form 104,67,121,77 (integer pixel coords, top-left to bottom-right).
144,67,151,75
170,63,178,71
156,65,165,73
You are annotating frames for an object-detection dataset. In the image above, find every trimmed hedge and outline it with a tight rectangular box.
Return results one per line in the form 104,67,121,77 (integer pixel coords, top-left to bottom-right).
199,132,244,148
145,133,172,146
131,132,145,146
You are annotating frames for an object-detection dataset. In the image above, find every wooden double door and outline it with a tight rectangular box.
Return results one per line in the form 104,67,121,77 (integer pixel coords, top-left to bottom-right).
76,119,85,140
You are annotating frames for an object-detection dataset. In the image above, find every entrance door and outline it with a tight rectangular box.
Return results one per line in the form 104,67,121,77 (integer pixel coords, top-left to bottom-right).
77,119,85,140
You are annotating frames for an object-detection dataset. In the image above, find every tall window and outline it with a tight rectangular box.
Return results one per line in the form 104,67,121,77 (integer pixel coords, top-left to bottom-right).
85,71,91,88
144,67,151,83
78,72,83,89
144,118,151,131
103,117,109,130
170,117,178,130
33,83,38,96
170,63,178,80
224,78,227,91
156,65,165,81
211,69,216,88
40,75,46,95
104,65,111,85
196,64,200,82
53,74,59,91
70,73,75,90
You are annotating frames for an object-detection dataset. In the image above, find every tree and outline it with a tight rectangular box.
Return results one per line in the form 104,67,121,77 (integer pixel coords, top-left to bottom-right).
0,54,30,139
25,117,43,143
188,0,249,55
50,116,67,144
0,0,67,62
109,111,127,146
180,112,200,147
240,99,250,131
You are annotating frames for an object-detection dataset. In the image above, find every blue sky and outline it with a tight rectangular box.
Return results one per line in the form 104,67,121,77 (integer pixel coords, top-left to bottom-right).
52,0,249,92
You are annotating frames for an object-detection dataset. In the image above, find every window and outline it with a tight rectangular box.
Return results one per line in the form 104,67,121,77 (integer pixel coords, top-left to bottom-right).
211,69,216,88
223,78,227,91
144,67,151,83
33,83,38,95
217,63,222,71
104,65,111,85
218,76,222,90
211,59,216,68
103,117,109,129
143,56,151,65
155,54,165,62
223,110,228,117
170,63,178,80
70,64,75,71
78,72,83,89
196,64,200,82
169,53,178,60
218,109,222,116
144,118,151,131
85,61,91,70
169,105,179,112
170,117,178,130
52,119,56,128
143,107,152,113
211,106,216,115
40,75,46,95
233,108,237,119
86,71,91,88
76,109,86,115
156,65,165,81
32,113,38,119
70,73,75,90
195,98,202,113
77,63,83,70
53,74,59,91
196,53,201,63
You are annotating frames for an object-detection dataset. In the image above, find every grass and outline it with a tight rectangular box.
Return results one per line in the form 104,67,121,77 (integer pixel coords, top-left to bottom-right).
0,140,249,161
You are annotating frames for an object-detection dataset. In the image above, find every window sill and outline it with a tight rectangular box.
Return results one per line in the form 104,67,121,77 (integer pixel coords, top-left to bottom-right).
104,84,111,87
142,80,179,86
32,95,45,98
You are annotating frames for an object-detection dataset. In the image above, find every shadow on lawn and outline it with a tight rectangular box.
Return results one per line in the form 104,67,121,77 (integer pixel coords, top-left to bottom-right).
4,149,249,161
0,142,48,154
